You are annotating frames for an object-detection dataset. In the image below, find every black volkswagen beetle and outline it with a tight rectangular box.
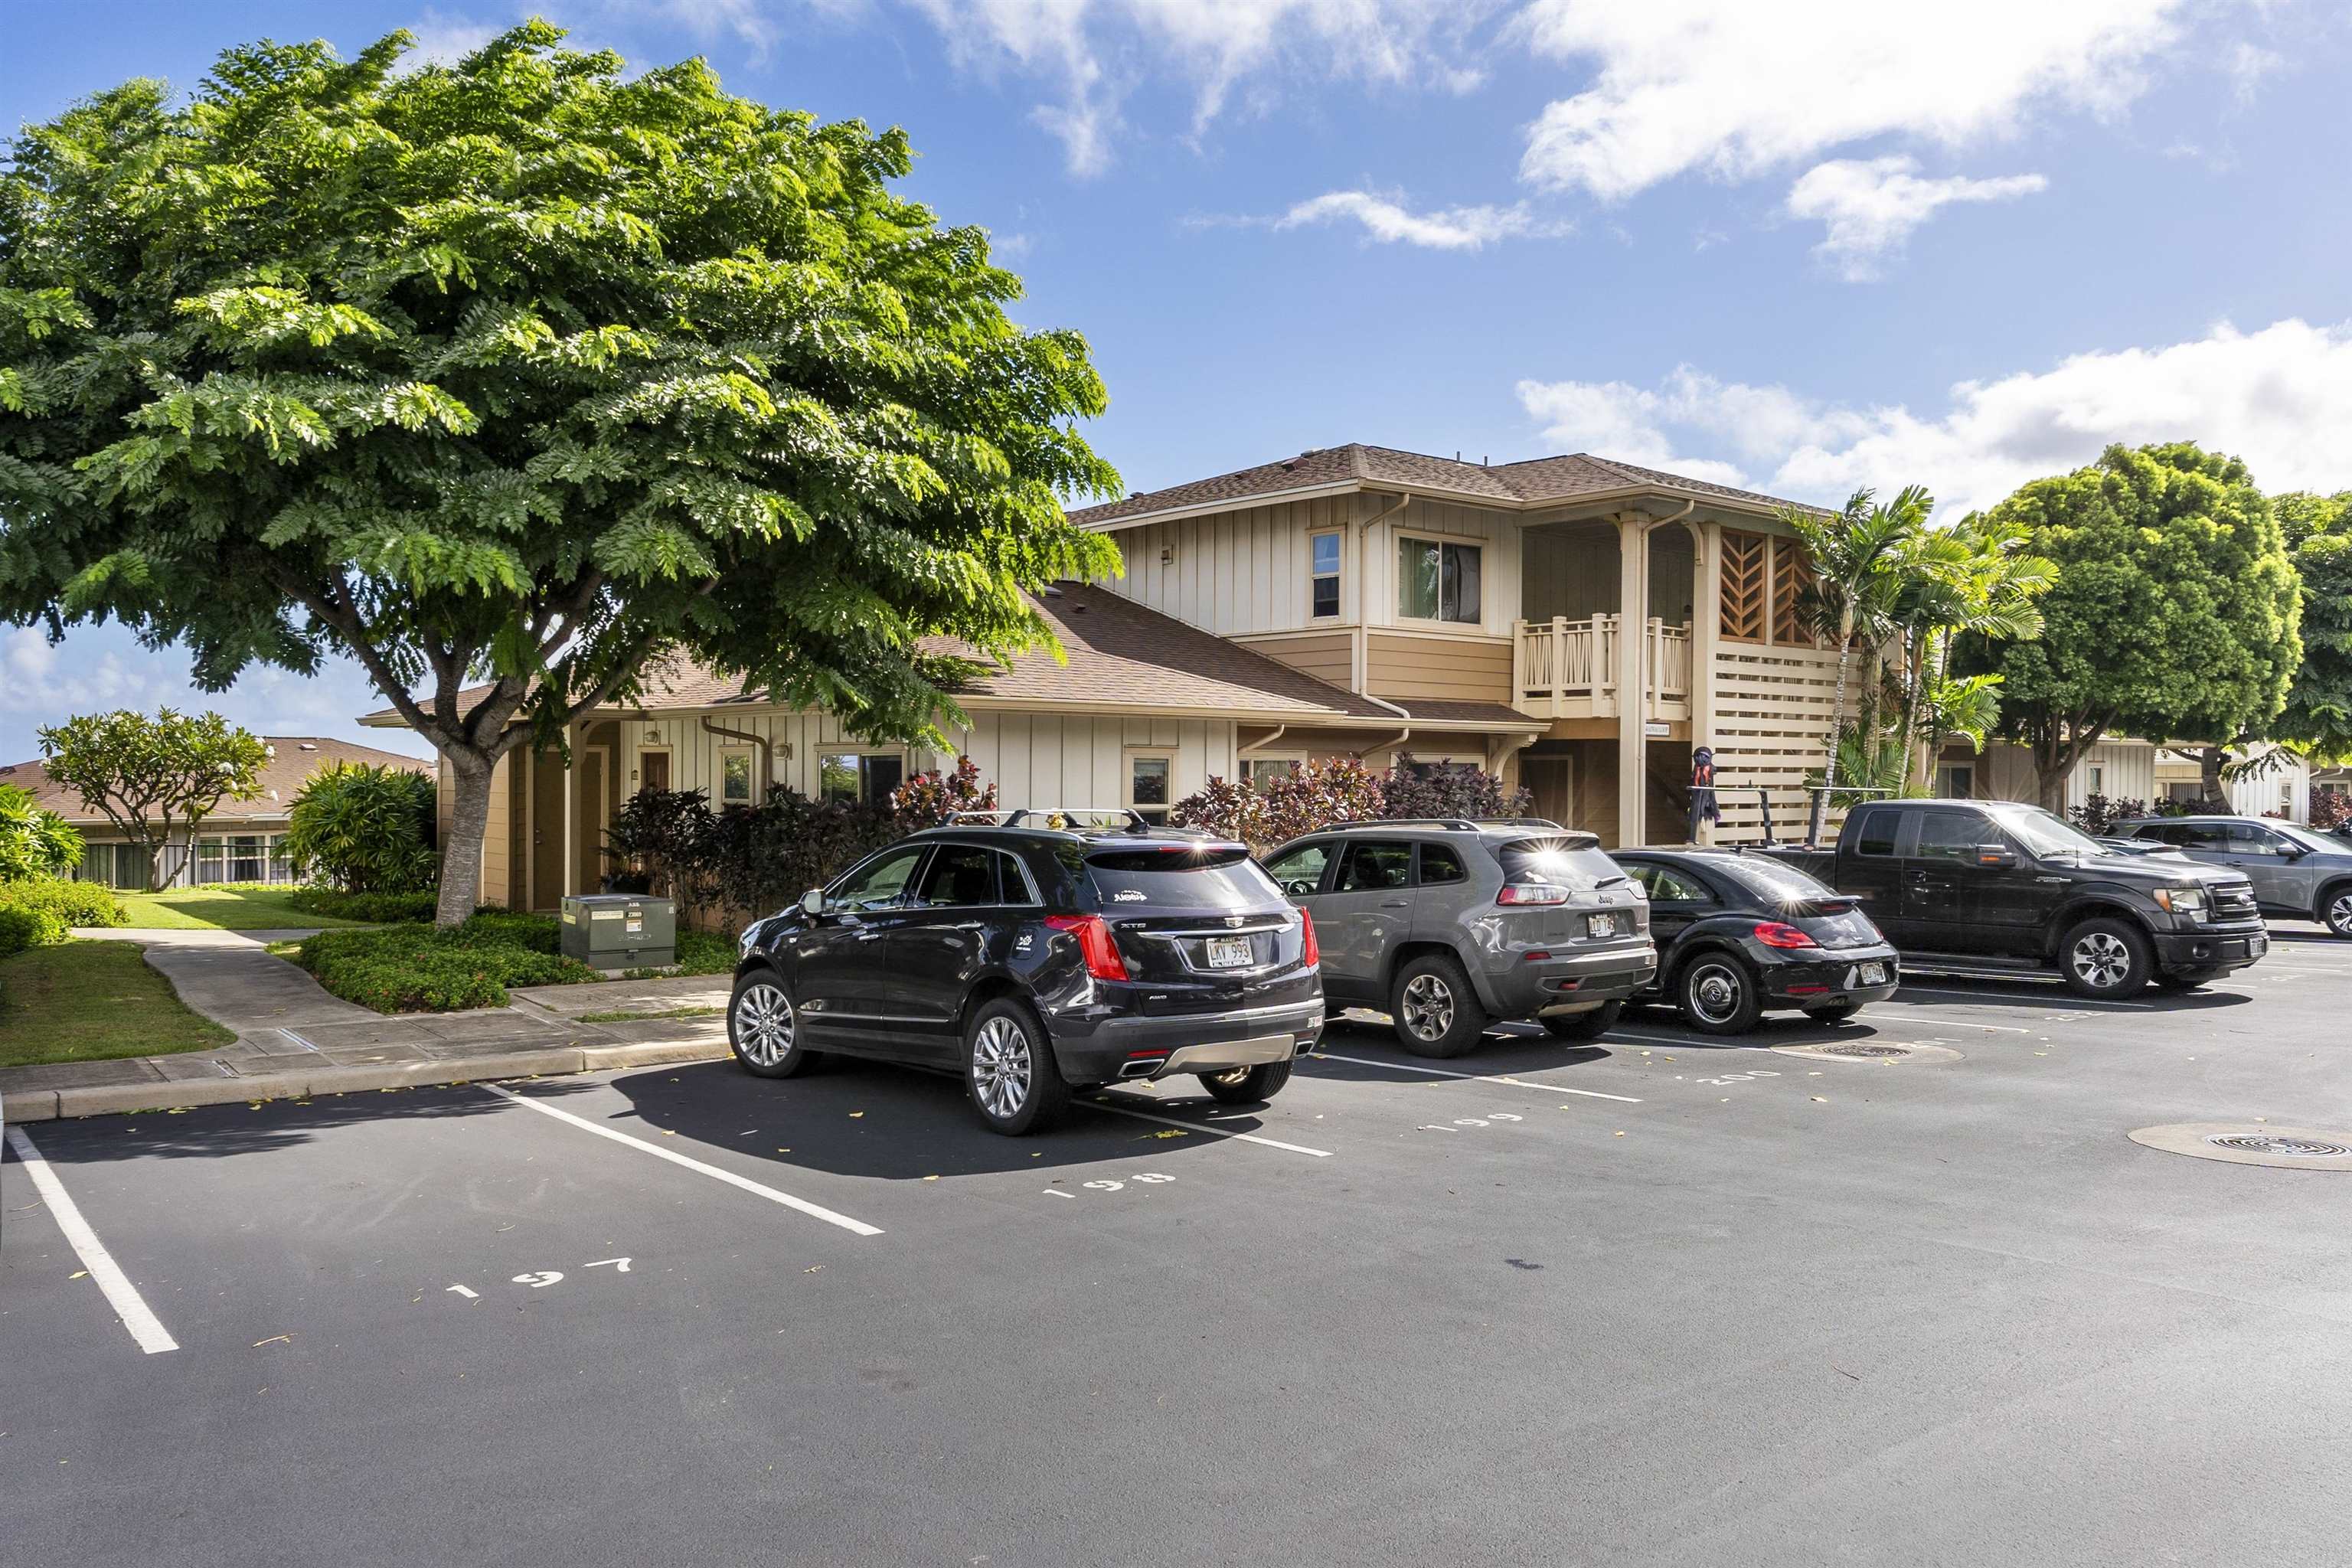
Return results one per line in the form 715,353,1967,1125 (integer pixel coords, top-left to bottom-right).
1607,847,1900,1034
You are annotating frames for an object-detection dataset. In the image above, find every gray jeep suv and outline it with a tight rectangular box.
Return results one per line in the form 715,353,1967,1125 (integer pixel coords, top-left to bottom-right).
1262,819,1657,1057
2112,815,2352,937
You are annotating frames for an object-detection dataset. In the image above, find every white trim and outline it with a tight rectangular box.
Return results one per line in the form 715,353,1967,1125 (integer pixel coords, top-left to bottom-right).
1073,475,1808,535
1124,746,1178,822
1308,527,1344,622
715,743,759,807
814,746,908,806
633,743,674,794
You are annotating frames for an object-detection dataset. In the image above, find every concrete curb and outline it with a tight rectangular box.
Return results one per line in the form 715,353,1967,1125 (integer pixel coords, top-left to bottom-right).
5,1038,734,1123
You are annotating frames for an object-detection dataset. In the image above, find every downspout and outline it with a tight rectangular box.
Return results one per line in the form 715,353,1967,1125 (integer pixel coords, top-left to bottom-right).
1237,724,1289,756
1353,490,1413,697
700,716,774,799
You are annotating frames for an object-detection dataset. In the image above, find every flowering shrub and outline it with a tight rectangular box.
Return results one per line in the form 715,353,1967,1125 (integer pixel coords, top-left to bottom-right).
1170,753,1530,850
890,756,999,829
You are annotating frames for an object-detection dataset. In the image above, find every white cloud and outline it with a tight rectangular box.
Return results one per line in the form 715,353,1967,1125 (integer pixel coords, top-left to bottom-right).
401,10,504,68
1515,320,2352,518
1785,157,2047,280
1514,0,2213,199
1273,189,1567,250
844,1,1497,174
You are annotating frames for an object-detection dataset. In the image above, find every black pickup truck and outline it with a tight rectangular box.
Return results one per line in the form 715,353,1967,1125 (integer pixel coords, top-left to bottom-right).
1759,798,2268,999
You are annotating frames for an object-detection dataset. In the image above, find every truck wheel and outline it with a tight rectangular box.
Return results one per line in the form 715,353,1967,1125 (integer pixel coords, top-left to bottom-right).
729,971,820,1078
1679,955,1763,1034
1543,1001,1622,1042
2321,884,2352,939
1391,953,1489,1058
2060,918,2153,999
1198,1060,1292,1104
965,997,1070,1135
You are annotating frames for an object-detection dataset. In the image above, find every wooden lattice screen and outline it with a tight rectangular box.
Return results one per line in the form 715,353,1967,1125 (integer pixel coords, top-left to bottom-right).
1771,538,1815,646
1719,529,1767,641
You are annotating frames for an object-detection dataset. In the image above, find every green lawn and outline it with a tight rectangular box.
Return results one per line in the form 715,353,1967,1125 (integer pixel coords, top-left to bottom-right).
111,884,378,931
0,940,236,1068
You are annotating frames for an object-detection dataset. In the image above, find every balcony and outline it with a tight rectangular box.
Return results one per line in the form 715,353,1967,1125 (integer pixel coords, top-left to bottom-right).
1512,614,1690,721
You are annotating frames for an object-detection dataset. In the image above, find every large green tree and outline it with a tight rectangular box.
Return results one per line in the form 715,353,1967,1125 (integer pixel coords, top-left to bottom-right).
1958,443,2301,811
2270,490,2352,766
0,24,1119,926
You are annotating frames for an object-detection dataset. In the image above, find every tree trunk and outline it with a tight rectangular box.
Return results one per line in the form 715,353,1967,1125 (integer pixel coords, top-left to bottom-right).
438,751,496,929
1808,629,1857,846
2197,745,2230,809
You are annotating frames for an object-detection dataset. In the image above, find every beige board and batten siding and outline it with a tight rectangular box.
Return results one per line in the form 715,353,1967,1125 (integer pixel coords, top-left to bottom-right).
1109,495,1366,634
1364,630,1514,706
949,713,1237,812
1368,498,1522,637
1968,740,2155,810
1236,630,1354,688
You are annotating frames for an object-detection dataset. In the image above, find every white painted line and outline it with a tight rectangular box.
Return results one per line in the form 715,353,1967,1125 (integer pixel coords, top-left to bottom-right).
1857,1011,2027,1033
1612,1032,1783,1054
1310,1050,1644,1103
1089,1096,1335,1157
4,1126,178,1355
1899,984,2151,1011
481,1086,883,1237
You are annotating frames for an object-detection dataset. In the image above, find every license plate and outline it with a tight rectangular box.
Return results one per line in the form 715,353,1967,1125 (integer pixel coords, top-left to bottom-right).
1587,913,1617,939
1204,936,1253,969
1857,962,1886,985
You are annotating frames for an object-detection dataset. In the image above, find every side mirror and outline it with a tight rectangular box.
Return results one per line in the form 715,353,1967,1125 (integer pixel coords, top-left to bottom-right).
799,887,825,918
1975,844,2017,868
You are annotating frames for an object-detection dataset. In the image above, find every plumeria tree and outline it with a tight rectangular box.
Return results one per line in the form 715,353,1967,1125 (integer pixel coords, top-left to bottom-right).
0,24,1119,926
36,709,266,890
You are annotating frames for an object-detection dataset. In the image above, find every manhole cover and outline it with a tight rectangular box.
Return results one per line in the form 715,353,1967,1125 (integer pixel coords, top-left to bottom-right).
2204,1133,2352,1158
1769,1040,1964,1066
2129,1123,2352,1169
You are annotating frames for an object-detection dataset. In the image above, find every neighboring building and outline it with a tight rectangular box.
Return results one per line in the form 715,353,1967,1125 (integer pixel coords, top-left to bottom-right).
368,446,1847,912
2153,744,2312,822
0,737,433,889
1937,739,2160,812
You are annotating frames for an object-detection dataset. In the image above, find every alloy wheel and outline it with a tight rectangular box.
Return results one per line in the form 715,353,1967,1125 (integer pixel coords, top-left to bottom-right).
2071,931,2132,990
1400,974,1455,1041
735,982,793,1067
972,1015,1033,1120
2329,890,2352,936
1687,962,1743,1026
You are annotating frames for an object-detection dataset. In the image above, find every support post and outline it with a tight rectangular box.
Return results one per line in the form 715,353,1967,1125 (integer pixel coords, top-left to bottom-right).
1615,514,1648,848
560,724,577,900
1688,518,1722,844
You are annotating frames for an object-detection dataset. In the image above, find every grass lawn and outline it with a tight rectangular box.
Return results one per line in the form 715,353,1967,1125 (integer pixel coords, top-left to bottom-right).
0,940,236,1068
111,885,378,931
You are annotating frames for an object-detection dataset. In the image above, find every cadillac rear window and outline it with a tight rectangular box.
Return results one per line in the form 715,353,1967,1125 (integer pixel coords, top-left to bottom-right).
1086,846,1276,909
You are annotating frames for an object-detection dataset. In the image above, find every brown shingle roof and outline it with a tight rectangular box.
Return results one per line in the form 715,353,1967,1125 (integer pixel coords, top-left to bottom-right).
1067,443,1812,528
0,737,432,826
359,586,1542,732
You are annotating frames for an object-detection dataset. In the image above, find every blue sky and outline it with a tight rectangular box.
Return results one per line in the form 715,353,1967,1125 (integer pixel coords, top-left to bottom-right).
6,1,2350,762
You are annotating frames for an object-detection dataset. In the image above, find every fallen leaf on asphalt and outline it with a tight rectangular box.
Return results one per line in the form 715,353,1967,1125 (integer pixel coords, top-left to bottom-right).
804,1265,823,1273
1148,1129,1186,1139
777,1148,790,1152
849,1112,864,1119
1613,1131,1625,1137
922,1175,939,1182
1031,1152,1042,1158
253,1334,291,1348
661,1129,676,1136
1810,1096,1827,1102
68,1270,87,1279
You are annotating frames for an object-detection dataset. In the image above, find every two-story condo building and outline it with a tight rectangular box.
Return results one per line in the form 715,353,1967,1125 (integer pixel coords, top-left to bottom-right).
368,446,1841,912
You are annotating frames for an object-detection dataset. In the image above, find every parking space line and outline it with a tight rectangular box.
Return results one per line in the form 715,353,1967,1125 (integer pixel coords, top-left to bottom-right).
482,1086,884,1237
1308,1050,1644,1102
4,1126,178,1356
1857,1011,2028,1033
1898,984,2151,1011
1609,1032,1781,1054
1089,1096,1334,1157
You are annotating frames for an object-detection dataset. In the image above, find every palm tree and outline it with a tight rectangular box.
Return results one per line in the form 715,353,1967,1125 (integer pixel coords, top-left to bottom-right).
1909,514,2058,789
1783,485,1932,841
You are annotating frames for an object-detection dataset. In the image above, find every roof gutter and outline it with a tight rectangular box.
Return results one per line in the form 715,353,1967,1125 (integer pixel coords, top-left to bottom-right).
1074,476,1812,534
1237,724,1288,756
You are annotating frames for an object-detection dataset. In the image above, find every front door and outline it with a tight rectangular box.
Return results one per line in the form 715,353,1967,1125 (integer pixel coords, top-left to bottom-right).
791,842,930,1049
888,841,1001,1060
2220,822,2314,913
1317,839,1415,1002
638,749,671,795
529,749,565,910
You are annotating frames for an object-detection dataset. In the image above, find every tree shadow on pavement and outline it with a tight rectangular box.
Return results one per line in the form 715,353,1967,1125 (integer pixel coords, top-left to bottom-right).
15,1077,601,1164
601,1057,1306,1183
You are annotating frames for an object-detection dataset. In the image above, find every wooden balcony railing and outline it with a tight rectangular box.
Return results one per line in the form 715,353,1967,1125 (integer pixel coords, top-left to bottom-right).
1513,615,1690,721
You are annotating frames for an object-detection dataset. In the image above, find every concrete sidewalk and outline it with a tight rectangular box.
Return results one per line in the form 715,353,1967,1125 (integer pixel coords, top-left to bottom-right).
0,930,733,1122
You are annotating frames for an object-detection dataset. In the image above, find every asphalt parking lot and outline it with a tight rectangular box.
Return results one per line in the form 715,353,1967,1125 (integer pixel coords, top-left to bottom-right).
7,933,2352,1567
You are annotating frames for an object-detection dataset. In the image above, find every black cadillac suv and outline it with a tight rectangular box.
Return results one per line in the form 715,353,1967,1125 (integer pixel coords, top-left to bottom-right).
727,812,1325,1135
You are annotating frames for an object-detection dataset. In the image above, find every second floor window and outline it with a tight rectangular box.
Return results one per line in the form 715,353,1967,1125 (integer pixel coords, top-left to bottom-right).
1398,537,1481,624
1309,531,1341,618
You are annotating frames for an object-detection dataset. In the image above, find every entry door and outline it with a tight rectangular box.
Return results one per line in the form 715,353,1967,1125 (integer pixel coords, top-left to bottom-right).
530,750,565,910
638,749,671,795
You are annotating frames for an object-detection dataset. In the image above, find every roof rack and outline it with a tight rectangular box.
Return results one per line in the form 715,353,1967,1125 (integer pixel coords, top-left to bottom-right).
1322,817,1568,833
946,806,1171,834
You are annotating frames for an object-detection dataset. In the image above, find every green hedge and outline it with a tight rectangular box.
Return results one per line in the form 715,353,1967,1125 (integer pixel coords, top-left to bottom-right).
292,914,597,1013
282,886,441,923
0,879,124,953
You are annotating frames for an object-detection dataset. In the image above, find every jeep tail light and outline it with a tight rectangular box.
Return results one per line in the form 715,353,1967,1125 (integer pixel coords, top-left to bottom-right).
1298,909,1320,969
1498,883,1568,906
1753,920,1818,950
1045,913,1129,981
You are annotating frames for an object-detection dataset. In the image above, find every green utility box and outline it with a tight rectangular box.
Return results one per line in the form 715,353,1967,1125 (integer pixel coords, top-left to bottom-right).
559,893,676,972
